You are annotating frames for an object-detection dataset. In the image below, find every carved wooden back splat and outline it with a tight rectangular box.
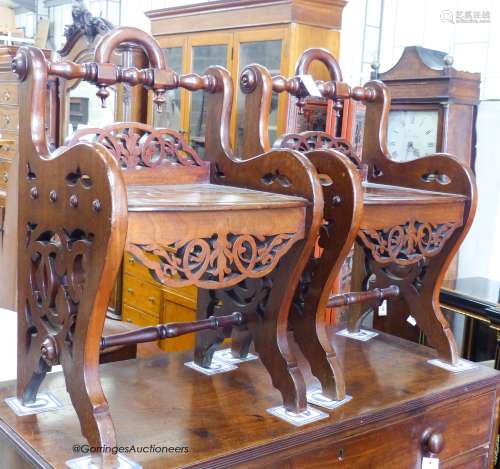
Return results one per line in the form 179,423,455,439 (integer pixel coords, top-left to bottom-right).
67,123,210,185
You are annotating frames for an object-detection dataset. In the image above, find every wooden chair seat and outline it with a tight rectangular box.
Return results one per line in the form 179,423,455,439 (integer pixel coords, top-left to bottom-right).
363,182,466,206
127,183,307,212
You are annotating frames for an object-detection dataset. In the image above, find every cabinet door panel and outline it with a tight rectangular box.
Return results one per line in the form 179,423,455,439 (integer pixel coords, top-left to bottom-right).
154,47,183,131
189,44,228,156
234,37,283,153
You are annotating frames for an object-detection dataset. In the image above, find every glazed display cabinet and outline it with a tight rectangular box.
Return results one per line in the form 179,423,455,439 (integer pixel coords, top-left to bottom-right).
146,0,346,152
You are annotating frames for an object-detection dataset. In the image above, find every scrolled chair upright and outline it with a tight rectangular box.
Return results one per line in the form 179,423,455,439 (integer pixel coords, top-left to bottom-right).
12,27,324,468
220,47,476,405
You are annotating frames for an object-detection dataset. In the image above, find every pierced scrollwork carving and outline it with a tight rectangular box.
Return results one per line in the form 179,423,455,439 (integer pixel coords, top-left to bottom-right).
67,123,208,171
358,220,460,265
26,228,92,357
274,131,361,166
127,231,302,289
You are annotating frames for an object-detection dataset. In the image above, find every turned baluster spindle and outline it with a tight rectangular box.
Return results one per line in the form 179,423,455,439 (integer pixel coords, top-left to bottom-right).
350,85,377,102
100,312,244,350
327,285,399,308
272,75,308,113
179,73,217,93
271,75,302,96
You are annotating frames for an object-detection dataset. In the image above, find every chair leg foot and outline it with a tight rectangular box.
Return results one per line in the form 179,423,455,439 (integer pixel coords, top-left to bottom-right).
251,317,307,412
194,330,225,368
64,363,118,469
20,358,51,405
405,284,459,364
195,279,266,367
230,328,253,359
290,310,345,401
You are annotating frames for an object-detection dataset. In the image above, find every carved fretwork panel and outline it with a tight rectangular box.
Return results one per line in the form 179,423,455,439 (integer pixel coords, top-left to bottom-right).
26,228,91,356
68,123,208,171
17,133,126,407
127,231,302,289
274,131,361,167
358,220,460,266
204,278,272,320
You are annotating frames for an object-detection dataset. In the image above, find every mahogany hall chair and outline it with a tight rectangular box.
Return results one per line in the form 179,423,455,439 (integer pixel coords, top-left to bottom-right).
244,48,476,373
194,60,366,405
12,28,324,468
213,48,476,406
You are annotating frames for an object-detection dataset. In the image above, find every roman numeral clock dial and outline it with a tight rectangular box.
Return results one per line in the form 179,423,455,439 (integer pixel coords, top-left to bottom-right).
387,110,439,162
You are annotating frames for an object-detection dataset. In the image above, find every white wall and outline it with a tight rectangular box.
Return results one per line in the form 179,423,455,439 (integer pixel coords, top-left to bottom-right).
458,100,500,281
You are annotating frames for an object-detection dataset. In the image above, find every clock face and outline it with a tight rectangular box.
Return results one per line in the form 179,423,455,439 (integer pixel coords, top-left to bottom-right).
387,110,439,162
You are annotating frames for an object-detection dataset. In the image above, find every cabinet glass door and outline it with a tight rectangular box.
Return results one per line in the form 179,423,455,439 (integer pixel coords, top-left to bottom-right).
235,39,282,153
154,47,183,131
189,44,228,156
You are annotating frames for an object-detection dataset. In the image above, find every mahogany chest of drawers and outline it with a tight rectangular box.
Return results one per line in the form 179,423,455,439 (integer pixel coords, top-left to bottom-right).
0,330,498,468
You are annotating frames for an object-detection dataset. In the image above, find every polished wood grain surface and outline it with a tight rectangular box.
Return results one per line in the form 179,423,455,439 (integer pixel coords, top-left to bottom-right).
127,183,307,211
363,182,466,205
0,330,498,468
147,0,347,35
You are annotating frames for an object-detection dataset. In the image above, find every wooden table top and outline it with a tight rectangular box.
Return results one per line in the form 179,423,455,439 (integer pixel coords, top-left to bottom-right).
127,183,308,212
0,330,498,468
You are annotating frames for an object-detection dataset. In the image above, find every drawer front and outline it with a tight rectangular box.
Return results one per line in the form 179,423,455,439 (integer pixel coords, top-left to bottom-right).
124,251,198,306
164,284,197,303
0,159,10,191
124,252,154,280
0,131,17,160
122,304,158,327
259,390,495,468
122,273,161,318
441,450,489,468
0,84,17,105
0,107,18,131
163,287,197,310
159,299,196,352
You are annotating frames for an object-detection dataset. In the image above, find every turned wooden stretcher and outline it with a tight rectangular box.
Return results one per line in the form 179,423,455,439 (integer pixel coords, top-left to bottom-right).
221,48,476,404
13,28,325,468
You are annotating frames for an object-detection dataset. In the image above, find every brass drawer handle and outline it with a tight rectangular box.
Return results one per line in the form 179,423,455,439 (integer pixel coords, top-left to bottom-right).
2,91,10,102
4,115,11,125
127,288,134,294
421,428,444,455
128,257,135,264
148,296,156,304
3,172,7,183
